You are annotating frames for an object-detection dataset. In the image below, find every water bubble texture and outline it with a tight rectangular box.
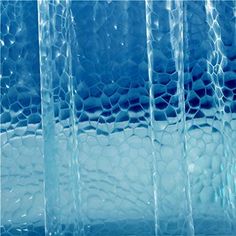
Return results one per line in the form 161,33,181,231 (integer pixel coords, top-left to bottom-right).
1,0,236,235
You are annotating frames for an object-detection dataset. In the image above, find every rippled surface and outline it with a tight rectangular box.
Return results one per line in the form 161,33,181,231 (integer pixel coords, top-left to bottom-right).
1,0,236,235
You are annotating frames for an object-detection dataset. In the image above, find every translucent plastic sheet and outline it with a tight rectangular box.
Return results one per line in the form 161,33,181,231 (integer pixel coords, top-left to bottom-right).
1,0,236,235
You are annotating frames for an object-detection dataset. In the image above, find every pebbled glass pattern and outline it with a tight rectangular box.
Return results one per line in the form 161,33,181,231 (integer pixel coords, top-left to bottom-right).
1,0,236,235
1,0,44,235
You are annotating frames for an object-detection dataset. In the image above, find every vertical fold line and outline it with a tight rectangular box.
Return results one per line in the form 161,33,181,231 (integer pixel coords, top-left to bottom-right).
205,0,235,229
145,1,159,235
37,0,61,235
182,2,195,235
67,3,85,236
167,0,194,234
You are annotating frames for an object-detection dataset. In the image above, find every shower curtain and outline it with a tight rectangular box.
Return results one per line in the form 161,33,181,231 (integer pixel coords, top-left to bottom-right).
1,0,236,235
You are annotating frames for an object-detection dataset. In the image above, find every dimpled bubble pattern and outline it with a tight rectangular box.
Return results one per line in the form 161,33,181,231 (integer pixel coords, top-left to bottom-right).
1,0,236,236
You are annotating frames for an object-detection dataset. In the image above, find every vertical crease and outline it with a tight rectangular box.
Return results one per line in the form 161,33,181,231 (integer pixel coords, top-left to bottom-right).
145,0,159,235
182,2,195,235
67,3,85,235
205,0,235,228
37,0,61,234
167,0,194,234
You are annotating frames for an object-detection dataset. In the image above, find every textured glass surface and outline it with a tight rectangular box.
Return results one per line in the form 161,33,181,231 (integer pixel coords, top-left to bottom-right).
1,0,236,235
1,1,44,235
